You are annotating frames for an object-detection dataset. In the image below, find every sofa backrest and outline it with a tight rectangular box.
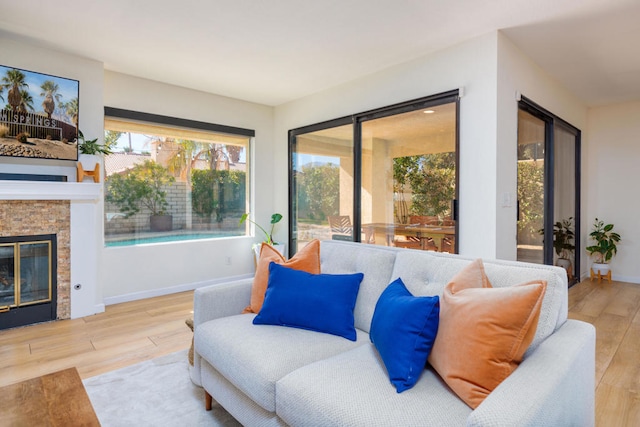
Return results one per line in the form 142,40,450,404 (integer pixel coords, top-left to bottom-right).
320,241,397,332
320,240,568,353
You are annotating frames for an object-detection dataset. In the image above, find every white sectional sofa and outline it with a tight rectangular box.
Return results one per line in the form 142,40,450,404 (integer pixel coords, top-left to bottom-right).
193,240,595,426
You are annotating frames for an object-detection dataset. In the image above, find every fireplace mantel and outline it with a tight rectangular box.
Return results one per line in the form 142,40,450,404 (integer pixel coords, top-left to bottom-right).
0,181,101,201
0,181,103,320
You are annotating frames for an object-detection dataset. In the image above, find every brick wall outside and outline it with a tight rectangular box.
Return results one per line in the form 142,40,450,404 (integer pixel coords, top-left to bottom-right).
105,182,245,235
0,200,71,319
105,182,189,234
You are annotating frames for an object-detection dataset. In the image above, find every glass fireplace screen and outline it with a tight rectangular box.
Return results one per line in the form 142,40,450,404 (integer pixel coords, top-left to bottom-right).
0,239,52,311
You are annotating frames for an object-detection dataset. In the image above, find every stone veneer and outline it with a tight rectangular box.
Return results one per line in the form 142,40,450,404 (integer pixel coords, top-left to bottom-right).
0,200,71,319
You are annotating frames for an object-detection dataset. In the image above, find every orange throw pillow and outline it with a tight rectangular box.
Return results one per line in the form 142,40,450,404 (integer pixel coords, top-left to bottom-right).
428,259,546,409
243,239,321,314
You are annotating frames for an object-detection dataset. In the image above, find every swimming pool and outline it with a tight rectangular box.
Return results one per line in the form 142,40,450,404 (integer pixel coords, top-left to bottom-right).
105,232,240,247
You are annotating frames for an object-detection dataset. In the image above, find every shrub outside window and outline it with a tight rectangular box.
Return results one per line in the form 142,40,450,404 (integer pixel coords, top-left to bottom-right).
103,116,251,247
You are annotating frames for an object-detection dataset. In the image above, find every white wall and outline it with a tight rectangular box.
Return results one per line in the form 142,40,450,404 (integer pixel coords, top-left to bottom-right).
495,33,588,263
101,72,275,300
275,33,501,258
586,101,640,283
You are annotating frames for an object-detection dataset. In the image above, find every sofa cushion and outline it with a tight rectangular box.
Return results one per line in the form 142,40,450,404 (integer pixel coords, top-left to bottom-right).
428,259,547,409
370,278,439,392
391,249,568,353
319,240,397,333
244,239,320,314
254,263,363,340
194,313,368,413
276,344,471,426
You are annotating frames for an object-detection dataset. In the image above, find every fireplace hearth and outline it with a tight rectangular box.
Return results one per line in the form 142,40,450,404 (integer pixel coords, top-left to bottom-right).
0,234,57,330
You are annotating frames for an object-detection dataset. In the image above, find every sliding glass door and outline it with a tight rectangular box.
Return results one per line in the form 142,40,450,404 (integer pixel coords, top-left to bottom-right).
359,103,457,252
289,91,459,255
517,108,546,264
516,98,580,285
290,121,354,252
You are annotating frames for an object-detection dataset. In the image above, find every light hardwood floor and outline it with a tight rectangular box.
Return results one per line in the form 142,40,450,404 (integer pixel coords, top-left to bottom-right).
0,278,639,425
568,278,640,426
0,291,194,388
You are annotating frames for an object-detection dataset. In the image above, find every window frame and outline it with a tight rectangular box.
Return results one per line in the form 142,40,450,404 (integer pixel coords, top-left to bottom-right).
103,107,255,247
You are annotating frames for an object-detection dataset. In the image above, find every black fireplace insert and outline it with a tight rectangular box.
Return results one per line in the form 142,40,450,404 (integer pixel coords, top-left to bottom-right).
0,234,57,330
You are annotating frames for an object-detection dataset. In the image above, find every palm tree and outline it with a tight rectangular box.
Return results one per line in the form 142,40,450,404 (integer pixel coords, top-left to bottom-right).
64,97,79,126
1,69,28,112
40,80,61,119
104,130,122,152
17,90,34,113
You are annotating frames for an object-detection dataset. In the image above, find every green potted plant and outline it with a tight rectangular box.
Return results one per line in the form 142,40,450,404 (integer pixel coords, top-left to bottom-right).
77,130,113,155
77,130,113,182
106,160,176,231
552,217,575,273
240,212,284,258
586,218,621,274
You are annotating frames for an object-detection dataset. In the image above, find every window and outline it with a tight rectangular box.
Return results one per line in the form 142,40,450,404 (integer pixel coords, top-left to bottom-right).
103,108,253,247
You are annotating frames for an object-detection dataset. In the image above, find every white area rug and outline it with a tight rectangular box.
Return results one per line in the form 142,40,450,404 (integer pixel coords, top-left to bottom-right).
83,350,240,427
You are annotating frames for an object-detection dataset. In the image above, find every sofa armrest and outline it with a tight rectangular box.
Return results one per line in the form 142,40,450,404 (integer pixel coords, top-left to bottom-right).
193,278,253,327
467,319,595,427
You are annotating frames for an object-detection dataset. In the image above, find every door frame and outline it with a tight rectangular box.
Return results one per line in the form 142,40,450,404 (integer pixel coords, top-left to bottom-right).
518,96,581,284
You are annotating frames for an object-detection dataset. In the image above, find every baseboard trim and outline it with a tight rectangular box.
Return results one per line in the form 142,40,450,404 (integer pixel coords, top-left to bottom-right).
610,274,640,285
579,271,640,285
102,274,254,306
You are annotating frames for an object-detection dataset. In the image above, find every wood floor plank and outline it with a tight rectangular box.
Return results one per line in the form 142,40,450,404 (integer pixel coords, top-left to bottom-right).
592,312,630,384
571,280,621,318
600,310,640,392
596,383,640,427
604,283,640,319
568,280,596,310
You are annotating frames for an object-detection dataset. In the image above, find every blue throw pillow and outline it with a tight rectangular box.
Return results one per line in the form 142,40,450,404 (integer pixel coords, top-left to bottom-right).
253,262,364,341
370,278,440,392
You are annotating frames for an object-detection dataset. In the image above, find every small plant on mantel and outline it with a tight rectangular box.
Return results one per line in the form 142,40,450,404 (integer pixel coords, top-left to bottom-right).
239,212,283,245
77,130,112,156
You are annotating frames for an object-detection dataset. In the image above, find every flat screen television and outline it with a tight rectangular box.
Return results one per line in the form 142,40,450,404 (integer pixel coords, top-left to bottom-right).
0,64,79,161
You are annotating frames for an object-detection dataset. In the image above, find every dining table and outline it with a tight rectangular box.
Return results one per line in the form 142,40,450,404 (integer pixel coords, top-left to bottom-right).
362,222,456,251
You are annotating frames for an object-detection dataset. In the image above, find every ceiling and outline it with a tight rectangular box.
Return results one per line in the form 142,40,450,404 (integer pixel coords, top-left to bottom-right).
1,0,639,107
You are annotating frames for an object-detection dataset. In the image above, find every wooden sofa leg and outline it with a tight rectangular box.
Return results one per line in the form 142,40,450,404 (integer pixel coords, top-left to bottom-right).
205,390,213,411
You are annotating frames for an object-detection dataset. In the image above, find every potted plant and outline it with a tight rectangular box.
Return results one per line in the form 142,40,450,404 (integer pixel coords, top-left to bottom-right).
76,130,113,182
106,160,176,231
586,218,621,274
552,217,575,274
77,130,113,156
239,212,284,258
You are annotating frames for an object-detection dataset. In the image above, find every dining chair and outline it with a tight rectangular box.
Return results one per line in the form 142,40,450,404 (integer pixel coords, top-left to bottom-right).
441,236,455,253
393,235,422,249
328,215,354,241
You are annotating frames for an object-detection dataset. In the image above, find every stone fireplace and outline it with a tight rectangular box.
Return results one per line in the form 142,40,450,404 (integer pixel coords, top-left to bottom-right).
0,180,102,326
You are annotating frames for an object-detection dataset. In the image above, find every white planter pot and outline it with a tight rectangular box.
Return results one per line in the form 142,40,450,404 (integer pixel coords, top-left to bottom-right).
592,262,610,274
79,153,101,171
556,258,572,273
